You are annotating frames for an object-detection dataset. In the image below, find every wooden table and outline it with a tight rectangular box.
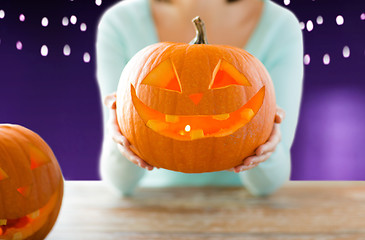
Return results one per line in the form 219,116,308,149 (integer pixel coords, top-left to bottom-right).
46,181,365,240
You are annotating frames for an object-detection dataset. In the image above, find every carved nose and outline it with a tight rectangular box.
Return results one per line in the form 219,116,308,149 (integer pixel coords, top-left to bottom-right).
189,93,203,105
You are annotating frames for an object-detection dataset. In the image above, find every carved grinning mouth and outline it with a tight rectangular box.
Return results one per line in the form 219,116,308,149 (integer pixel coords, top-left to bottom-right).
131,85,265,141
0,191,59,239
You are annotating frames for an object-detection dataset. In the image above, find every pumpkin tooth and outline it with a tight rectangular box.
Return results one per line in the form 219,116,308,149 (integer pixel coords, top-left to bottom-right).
212,113,230,120
165,114,179,123
190,129,205,140
13,232,23,240
27,209,40,219
240,108,254,120
0,219,7,226
146,120,169,132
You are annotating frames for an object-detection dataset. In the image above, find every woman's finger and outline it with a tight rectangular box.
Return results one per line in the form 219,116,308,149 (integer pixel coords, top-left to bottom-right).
104,93,117,109
112,132,130,147
275,106,285,123
250,152,273,165
108,108,130,147
234,162,258,173
117,144,154,170
234,152,273,173
255,124,281,155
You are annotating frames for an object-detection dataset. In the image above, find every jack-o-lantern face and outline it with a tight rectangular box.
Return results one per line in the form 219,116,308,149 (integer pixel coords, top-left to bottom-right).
131,58,265,141
116,17,276,173
0,124,63,240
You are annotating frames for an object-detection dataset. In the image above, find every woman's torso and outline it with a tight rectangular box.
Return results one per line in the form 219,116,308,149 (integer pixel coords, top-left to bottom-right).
150,0,264,48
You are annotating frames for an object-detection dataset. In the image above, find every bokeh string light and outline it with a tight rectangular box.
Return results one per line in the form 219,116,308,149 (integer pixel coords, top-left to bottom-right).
41,17,49,27
19,14,25,22
16,41,22,50
323,53,330,65
303,54,310,65
70,15,77,25
306,20,313,32
343,46,350,58
0,1,363,71
83,52,91,63
0,3,97,62
80,23,87,32
316,15,323,25
40,45,48,56
283,0,290,6
336,15,344,25
62,16,69,26
95,0,102,6
63,44,71,56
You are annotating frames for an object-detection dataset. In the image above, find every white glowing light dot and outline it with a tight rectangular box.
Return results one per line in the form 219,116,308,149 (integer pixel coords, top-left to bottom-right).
83,52,91,63
80,23,87,31
0,10,5,19
41,45,48,56
303,54,310,65
299,22,305,30
62,17,69,26
41,17,49,27
306,20,314,32
323,54,330,65
70,15,77,25
16,41,23,50
342,46,350,58
185,125,191,132
336,15,344,25
19,14,25,22
283,0,290,5
361,13,365,20
316,16,323,25
95,0,102,6
63,44,71,56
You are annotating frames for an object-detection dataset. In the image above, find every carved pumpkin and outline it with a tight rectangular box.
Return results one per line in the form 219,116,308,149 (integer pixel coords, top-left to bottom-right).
0,124,63,240
116,17,276,173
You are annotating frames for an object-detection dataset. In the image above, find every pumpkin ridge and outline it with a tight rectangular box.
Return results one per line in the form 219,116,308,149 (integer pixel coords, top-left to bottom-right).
8,126,59,208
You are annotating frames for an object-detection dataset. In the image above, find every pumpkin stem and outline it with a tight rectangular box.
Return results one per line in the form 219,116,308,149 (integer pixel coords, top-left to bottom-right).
190,16,208,45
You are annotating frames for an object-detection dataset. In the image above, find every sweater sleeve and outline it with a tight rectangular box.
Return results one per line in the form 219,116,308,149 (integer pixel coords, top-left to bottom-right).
96,6,146,196
239,9,304,196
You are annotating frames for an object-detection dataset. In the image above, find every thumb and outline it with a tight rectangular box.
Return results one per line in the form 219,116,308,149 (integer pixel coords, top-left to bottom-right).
104,93,117,109
275,106,285,123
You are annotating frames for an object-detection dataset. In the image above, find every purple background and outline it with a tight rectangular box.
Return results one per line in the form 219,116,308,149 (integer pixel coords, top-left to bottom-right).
0,0,364,180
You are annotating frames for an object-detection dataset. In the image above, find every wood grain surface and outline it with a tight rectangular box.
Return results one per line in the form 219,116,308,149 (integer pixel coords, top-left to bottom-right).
46,181,365,240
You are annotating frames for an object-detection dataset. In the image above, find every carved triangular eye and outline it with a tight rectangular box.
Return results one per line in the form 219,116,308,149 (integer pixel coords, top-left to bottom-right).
29,144,51,169
141,59,182,93
209,59,251,90
0,166,8,181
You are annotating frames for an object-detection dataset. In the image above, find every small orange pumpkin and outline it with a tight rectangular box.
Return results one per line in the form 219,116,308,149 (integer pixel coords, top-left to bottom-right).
0,124,63,240
116,17,276,173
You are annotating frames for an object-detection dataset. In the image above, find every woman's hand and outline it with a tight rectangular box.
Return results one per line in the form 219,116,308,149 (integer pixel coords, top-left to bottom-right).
104,93,155,171
228,107,285,173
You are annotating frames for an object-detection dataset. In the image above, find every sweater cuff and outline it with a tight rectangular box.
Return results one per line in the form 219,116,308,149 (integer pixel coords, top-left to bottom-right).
239,142,291,196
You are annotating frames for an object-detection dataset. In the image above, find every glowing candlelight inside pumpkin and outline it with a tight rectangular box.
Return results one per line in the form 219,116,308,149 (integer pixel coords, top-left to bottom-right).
185,125,191,132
